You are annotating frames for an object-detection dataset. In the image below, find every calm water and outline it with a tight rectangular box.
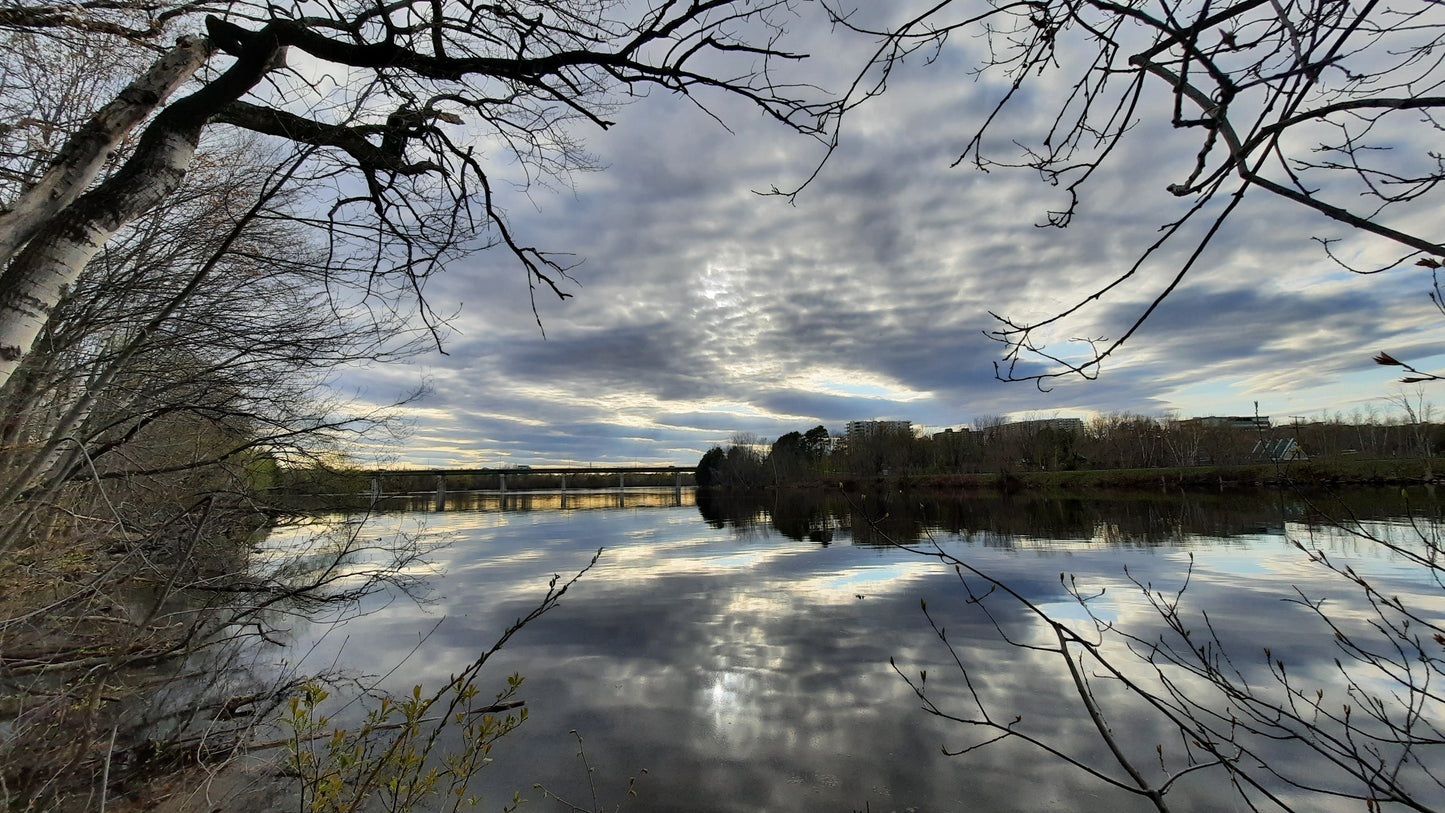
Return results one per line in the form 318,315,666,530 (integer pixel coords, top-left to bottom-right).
263,488,1445,812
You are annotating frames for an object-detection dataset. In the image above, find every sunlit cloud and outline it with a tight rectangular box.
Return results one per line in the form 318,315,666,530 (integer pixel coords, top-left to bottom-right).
320,15,1445,466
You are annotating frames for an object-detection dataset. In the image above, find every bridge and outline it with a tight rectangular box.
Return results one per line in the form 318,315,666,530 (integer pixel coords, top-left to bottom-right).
367,465,696,510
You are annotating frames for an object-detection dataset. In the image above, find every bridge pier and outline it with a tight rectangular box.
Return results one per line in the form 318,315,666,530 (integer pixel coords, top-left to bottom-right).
619,472,625,490
499,472,506,494
370,476,382,504
560,473,566,494
435,474,447,512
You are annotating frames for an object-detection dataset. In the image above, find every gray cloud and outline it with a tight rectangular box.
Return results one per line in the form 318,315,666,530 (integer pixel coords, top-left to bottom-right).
337,15,1445,467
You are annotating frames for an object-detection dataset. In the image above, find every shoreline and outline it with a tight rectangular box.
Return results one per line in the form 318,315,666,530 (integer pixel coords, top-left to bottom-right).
717,457,1439,495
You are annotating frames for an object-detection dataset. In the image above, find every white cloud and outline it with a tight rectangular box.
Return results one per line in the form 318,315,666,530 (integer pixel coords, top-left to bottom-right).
332,5,1445,466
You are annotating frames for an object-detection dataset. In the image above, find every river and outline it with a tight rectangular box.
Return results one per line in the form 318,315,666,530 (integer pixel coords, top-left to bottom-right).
255,486,1445,812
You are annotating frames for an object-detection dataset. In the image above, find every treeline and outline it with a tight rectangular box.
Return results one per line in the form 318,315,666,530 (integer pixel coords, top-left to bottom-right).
696,413,1445,488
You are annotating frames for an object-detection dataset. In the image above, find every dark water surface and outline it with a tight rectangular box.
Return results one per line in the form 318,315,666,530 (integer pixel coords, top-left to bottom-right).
265,488,1445,812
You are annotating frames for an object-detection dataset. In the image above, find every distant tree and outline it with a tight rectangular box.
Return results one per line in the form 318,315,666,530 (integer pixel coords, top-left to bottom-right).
1027,427,1080,471
770,431,806,480
722,434,771,489
1387,386,1437,462
1078,414,1172,470
696,446,726,489
772,431,805,458
694,436,774,490
843,422,920,477
802,425,831,460
972,416,1007,432
928,429,977,474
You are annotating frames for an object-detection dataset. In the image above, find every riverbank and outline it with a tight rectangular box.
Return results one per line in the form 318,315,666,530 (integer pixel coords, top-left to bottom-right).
765,457,1438,495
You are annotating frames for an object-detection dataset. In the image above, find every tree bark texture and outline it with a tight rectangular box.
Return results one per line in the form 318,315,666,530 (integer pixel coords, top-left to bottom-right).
0,25,283,390
0,36,212,271
0,37,213,383
0,125,200,384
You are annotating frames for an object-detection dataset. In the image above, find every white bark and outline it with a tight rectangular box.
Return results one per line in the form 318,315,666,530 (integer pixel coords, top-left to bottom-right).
0,36,213,389
0,36,213,271
0,125,201,389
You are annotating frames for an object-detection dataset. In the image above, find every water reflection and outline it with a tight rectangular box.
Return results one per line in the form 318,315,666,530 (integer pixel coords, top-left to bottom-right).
291,486,696,513
263,488,1444,812
696,487,1440,548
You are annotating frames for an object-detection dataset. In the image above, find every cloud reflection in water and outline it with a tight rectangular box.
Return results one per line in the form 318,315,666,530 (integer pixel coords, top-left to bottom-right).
264,490,1445,812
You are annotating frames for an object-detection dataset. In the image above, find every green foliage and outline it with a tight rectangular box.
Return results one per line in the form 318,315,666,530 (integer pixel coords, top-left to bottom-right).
695,446,725,489
244,450,283,492
283,674,528,813
770,431,803,459
801,426,830,460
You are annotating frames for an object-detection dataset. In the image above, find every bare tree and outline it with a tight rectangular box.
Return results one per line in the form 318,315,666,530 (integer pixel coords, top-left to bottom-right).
0,6,837,807
0,0,834,388
883,509,1445,812
817,0,1445,384
1385,385,1436,463
0,89,438,808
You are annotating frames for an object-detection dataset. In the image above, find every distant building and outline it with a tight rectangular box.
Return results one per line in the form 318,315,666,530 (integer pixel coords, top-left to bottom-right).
1189,415,1271,430
932,427,971,442
1016,417,1085,433
982,417,1085,437
846,420,912,439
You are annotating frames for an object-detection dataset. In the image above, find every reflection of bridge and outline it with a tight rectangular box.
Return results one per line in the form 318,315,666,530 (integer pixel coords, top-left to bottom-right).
369,466,696,511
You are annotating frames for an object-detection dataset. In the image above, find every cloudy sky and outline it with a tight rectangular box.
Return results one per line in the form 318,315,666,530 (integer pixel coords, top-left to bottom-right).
334,2,1445,468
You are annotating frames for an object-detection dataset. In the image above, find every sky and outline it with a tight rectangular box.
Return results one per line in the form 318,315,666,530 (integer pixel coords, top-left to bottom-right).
331,2,1445,468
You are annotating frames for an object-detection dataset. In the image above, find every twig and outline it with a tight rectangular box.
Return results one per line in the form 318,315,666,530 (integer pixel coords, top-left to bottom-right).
230,700,527,754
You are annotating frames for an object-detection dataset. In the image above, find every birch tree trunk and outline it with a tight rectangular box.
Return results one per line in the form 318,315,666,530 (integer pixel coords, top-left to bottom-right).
0,35,213,272
0,123,203,387
0,36,213,386
0,26,282,392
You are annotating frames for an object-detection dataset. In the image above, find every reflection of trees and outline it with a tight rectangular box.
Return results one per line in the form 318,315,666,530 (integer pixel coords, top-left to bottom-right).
283,487,693,514
695,488,774,533
890,505,1445,812
0,512,434,807
696,487,1440,547
696,488,901,544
